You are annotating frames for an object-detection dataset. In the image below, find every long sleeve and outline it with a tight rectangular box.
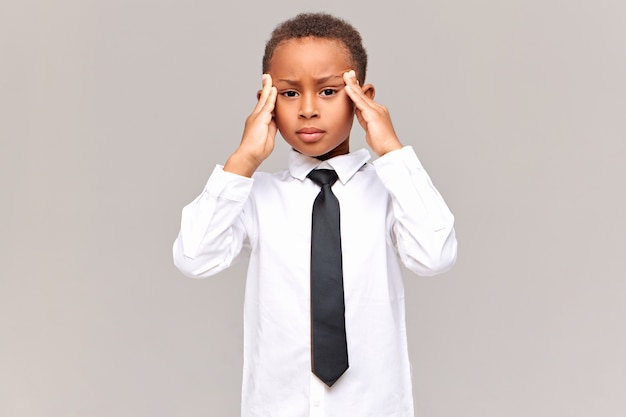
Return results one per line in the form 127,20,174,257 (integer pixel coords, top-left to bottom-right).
172,165,254,278
171,148,455,415
372,146,457,276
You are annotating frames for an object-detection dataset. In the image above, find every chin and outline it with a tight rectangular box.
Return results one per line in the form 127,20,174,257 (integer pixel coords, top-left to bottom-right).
282,135,349,159
284,141,325,157
297,145,338,158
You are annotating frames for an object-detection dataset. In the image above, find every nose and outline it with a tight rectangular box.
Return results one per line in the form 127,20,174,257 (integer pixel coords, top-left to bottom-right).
298,93,319,119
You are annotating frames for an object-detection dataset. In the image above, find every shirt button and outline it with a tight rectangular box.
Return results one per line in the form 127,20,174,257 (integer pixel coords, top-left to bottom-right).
313,399,320,407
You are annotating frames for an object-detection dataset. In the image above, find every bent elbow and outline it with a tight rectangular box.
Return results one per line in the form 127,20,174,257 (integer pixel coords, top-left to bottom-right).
405,228,458,276
172,237,223,279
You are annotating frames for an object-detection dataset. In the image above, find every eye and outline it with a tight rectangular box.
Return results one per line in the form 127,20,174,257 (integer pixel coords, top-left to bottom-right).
281,91,299,98
320,89,337,96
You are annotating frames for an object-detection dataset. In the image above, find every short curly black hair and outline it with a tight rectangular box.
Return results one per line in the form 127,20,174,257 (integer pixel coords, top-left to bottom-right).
262,12,368,84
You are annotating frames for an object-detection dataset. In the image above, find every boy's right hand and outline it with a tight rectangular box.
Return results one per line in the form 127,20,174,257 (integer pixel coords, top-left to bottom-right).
224,74,278,177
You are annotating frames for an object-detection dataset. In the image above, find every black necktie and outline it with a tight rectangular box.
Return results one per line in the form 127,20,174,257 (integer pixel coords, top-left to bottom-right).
307,169,349,387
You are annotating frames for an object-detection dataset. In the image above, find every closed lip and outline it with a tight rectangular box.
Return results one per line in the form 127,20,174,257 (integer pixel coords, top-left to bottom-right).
296,127,325,134
296,128,325,143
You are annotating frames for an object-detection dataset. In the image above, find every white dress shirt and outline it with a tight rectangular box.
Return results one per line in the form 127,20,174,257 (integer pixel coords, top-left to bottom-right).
173,146,457,417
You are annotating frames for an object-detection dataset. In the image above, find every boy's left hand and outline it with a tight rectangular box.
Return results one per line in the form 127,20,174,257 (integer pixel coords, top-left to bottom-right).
343,70,403,157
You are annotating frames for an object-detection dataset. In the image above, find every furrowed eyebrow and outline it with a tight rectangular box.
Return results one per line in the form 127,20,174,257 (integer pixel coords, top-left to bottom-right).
275,74,344,86
316,74,344,84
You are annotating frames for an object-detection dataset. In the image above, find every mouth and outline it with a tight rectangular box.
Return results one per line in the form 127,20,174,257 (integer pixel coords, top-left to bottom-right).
296,127,326,143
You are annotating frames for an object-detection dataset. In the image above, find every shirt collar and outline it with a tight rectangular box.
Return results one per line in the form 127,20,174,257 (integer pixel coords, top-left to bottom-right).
288,148,371,185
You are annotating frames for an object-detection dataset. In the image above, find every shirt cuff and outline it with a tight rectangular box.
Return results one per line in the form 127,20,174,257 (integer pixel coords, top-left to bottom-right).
371,146,424,184
205,165,254,202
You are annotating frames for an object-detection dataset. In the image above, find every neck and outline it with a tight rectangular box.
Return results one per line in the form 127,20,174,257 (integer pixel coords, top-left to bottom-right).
315,139,350,161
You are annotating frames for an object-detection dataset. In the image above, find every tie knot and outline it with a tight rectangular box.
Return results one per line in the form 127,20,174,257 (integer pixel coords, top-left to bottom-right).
307,169,338,187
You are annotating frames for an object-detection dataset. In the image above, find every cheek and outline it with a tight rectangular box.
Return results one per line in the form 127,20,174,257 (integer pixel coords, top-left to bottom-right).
273,101,291,127
339,97,356,123
274,97,299,113
340,93,356,114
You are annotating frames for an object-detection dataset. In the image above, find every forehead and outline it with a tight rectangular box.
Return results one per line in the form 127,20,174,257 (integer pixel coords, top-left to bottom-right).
268,37,353,77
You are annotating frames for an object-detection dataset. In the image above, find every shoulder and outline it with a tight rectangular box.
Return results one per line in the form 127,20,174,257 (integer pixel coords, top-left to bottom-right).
249,168,299,195
353,161,382,183
341,162,389,199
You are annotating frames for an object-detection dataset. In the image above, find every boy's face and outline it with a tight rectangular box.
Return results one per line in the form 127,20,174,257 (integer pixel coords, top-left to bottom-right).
267,37,359,160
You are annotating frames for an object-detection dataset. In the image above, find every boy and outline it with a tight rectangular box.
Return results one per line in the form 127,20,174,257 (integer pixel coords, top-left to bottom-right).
173,12,457,417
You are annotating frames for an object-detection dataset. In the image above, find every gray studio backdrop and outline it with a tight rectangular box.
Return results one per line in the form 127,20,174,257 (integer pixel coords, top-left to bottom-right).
1,0,625,416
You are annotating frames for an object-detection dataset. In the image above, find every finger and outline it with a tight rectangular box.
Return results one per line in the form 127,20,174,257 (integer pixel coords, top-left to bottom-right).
343,70,373,108
258,74,273,105
345,82,371,111
342,70,361,95
261,86,278,115
268,118,278,141
342,70,360,86
353,108,365,127
254,74,273,112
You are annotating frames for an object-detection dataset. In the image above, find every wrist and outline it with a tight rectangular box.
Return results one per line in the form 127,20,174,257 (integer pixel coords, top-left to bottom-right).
372,137,403,157
224,150,262,177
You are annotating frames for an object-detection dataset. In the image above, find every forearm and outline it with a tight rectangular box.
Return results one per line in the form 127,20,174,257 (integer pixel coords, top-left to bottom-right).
173,230,244,278
173,166,253,278
374,146,457,275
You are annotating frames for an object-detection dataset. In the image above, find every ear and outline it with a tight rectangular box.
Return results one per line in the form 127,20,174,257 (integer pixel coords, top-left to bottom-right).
361,83,375,100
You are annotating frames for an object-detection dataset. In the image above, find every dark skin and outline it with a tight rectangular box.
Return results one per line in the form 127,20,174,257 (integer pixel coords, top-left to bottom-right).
224,37,402,177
